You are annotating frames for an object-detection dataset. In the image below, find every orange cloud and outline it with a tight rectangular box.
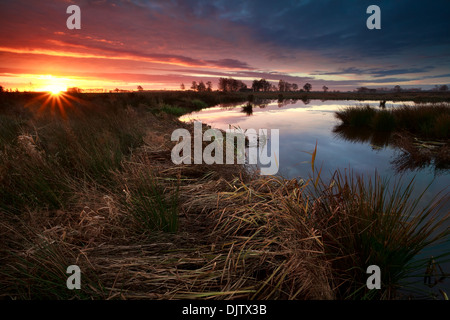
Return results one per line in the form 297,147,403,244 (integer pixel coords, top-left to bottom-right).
0,46,202,68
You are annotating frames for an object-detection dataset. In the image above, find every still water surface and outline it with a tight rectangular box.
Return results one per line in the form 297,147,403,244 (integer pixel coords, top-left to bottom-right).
181,99,449,297
181,100,448,194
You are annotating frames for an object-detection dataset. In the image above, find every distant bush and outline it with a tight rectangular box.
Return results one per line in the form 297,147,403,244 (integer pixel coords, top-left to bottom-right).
190,99,208,110
335,105,376,127
159,104,188,116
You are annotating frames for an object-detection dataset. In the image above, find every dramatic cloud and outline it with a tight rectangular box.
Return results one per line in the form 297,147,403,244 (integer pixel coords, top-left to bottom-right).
313,66,436,78
0,0,449,91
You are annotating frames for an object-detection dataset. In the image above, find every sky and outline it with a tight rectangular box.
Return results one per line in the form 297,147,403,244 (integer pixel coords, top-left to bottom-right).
0,0,449,92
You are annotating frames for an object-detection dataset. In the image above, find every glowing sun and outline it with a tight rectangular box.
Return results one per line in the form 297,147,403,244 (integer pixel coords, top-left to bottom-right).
44,84,67,95
49,85,66,95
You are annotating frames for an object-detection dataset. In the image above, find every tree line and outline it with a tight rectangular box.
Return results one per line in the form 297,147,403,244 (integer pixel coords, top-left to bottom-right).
187,81,213,92
356,84,449,93
0,86,19,93
183,78,319,93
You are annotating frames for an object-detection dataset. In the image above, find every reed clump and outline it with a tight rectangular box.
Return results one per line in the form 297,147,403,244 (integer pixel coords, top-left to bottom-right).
335,103,450,138
308,170,449,299
335,103,450,173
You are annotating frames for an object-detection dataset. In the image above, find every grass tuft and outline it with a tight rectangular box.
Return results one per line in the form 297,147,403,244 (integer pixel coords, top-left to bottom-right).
309,170,449,299
124,168,179,233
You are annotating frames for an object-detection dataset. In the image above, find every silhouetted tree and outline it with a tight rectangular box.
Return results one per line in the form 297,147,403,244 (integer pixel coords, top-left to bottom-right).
439,84,448,92
180,83,185,90
322,85,329,92
279,80,294,92
252,79,261,92
292,83,298,91
262,79,271,92
252,79,271,92
197,81,206,92
231,79,240,92
0,85,3,93
137,85,144,91
206,81,212,92
218,77,247,92
303,83,312,92
393,85,402,92
191,81,198,91
218,78,228,92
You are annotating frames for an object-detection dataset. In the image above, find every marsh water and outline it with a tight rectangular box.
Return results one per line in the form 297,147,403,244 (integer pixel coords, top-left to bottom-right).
180,99,449,297
180,99,449,194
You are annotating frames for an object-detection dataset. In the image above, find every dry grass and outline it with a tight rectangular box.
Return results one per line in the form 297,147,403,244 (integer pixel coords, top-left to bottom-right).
0,98,334,300
1,92,448,300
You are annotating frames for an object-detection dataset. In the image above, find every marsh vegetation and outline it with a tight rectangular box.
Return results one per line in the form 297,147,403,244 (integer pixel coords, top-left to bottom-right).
334,103,450,173
0,91,448,300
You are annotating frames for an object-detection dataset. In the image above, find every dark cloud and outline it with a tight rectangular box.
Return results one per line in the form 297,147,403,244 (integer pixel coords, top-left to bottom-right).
313,66,436,77
206,59,253,70
0,0,449,90
226,0,450,58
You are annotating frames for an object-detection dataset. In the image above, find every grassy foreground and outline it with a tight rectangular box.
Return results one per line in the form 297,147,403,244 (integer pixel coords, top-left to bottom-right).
0,91,449,300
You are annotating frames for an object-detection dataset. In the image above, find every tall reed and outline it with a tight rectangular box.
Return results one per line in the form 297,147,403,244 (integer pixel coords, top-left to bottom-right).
309,169,449,299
